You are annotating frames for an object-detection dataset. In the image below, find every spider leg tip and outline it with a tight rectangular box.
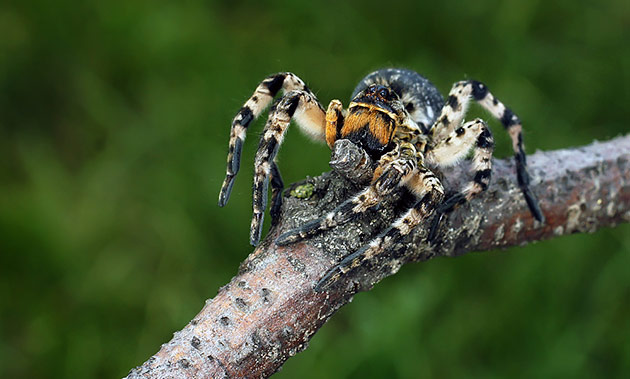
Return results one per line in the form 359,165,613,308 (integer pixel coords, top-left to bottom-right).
533,208,546,224
521,187,545,224
218,177,236,207
250,214,265,246
217,195,228,208
275,231,299,246
314,276,333,292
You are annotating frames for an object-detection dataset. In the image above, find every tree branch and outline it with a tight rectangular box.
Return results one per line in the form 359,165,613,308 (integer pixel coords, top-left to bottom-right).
126,136,630,378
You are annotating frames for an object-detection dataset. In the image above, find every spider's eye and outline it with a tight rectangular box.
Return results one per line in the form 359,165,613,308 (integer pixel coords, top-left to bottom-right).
379,89,389,98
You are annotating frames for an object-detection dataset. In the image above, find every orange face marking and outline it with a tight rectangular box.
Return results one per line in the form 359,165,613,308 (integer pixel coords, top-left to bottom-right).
340,107,396,146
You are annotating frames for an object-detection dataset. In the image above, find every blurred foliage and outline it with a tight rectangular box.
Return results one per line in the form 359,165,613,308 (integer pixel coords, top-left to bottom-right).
0,0,629,377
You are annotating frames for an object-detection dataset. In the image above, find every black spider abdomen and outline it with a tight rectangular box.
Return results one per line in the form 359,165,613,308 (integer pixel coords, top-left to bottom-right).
352,68,445,127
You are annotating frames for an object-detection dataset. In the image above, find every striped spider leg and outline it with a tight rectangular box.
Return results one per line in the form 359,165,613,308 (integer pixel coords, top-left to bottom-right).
218,72,328,246
426,80,544,240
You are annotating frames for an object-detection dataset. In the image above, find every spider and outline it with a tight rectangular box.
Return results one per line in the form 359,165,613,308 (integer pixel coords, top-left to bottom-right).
218,68,544,291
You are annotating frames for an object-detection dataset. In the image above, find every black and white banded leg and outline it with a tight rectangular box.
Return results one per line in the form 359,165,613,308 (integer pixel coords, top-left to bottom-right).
430,80,544,222
426,119,495,240
316,170,444,291
250,89,327,245
218,72,325,207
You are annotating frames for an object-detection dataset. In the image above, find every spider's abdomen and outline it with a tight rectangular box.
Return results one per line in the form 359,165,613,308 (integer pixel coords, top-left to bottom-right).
352,68,445,131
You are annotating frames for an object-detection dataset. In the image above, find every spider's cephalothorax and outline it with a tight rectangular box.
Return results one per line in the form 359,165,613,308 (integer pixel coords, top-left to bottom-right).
219,68,544,290
339,84,404,158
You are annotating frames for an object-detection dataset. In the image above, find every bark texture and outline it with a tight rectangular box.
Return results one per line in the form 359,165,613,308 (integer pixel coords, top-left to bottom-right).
126,136,630,378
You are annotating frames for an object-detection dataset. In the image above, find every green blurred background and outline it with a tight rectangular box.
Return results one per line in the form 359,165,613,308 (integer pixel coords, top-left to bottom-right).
1,0,629,377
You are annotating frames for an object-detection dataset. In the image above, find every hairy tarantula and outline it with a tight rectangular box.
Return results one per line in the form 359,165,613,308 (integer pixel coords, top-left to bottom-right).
219,68,544,290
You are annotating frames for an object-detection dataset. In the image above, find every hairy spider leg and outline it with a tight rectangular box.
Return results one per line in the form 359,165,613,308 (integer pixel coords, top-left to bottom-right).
429,80,544,222
269,162,284,225
428,119,494,198
250,89,327,246
316,169,444,291
275,142,419,246
219,72,325,208
426,119,495,241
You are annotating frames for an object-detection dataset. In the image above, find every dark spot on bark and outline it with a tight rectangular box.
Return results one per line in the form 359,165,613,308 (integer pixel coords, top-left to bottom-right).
207,354,231,377
220,316,231,326
252,331,262,348
237,280,247,288
178,359,190,369
277,326,295,348
191,336,201,349
235,297,249,311
261,288,271,304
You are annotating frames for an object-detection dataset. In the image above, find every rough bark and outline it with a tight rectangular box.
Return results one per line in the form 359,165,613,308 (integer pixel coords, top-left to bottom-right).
126,136,630,379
